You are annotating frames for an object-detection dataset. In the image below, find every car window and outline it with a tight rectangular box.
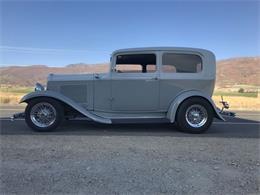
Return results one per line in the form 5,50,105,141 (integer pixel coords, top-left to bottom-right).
162,53,202,73
115,54,156,73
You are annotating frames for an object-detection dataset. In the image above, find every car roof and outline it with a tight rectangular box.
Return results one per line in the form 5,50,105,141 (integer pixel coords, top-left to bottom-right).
112,47,213,55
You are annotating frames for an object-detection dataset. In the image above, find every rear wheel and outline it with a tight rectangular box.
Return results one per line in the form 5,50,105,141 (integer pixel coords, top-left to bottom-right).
176,97,214,134
25,98,64,132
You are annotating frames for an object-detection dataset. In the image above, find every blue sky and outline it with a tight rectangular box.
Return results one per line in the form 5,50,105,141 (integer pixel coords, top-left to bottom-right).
1,0,259,66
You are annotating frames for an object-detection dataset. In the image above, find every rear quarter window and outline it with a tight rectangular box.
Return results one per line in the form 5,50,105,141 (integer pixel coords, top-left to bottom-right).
162,53,202,73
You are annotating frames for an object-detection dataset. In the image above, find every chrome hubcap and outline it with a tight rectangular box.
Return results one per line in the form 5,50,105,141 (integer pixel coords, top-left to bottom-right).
185,104,208,128
30,102,56,128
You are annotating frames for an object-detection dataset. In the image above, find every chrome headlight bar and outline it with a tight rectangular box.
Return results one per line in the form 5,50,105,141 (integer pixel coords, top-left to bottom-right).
35,83,45,91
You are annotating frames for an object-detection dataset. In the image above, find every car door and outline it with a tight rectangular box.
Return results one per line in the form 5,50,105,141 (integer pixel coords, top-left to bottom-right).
94,73,111,112
111,53,159,111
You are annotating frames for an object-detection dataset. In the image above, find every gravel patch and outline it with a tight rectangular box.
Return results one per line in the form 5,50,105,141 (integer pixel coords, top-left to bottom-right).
1,130,259,194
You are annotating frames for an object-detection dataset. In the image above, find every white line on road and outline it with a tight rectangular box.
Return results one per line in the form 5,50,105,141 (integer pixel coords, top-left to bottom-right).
213,122,260,125
0,118,25,121
0,109,24,111
236,114,260,116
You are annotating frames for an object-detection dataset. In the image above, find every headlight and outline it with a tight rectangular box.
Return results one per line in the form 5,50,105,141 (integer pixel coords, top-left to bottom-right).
35,83,45,91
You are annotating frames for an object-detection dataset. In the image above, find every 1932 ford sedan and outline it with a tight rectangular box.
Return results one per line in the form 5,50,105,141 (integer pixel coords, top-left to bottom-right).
18,47,226,133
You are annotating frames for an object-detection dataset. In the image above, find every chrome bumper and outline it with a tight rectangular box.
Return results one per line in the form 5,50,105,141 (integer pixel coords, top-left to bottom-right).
11,112,25,121
220,110,236,117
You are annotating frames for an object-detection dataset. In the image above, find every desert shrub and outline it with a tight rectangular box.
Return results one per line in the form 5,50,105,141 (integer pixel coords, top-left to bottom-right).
1,97,11,104
238,88,244,93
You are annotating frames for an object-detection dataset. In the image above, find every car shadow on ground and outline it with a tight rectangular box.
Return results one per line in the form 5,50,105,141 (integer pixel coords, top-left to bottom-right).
1,116,259,138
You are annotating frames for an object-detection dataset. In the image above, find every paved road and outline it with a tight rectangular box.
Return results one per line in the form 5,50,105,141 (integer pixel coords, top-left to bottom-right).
0,105,26,118
0,106,259,194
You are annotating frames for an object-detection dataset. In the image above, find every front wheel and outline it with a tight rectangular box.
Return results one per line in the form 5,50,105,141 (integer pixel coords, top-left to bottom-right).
25,98,64,132
176,97,214,134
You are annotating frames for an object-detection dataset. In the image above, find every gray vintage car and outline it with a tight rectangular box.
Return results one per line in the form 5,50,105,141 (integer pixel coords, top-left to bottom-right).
17,47,228,133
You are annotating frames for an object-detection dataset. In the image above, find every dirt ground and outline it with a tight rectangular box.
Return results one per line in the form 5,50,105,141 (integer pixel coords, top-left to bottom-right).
213,95,260,111
0,111,259,194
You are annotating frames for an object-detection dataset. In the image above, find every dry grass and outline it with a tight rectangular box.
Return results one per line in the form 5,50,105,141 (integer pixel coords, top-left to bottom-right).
0,86,32,106
0,92,23,106
212,95,260,111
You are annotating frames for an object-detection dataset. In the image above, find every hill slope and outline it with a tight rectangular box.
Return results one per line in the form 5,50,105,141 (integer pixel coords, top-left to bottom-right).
216,57,260,87
0,64,109,87
0,57,259,87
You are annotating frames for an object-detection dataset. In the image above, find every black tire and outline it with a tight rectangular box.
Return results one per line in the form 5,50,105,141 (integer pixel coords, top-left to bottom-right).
25,98,64,132
176,97,214,134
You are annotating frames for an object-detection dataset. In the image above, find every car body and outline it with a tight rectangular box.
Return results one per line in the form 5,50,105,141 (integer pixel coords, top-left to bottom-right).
19,47,225,133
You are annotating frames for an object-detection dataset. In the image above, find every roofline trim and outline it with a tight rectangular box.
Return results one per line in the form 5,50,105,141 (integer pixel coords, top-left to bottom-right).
112,47,213,56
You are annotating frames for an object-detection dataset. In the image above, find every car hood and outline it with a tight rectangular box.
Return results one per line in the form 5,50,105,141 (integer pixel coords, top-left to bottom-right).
47,73,95,81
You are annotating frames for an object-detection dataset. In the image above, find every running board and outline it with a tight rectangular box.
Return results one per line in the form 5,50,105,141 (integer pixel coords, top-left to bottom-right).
112,118,170,124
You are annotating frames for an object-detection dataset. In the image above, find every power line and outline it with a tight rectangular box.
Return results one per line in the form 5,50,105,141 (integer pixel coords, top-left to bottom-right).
0,46,111,54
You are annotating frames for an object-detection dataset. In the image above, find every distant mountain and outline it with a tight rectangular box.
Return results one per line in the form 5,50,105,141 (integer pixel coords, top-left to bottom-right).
216,57,260,87
0,57,259,88
0,63,109,87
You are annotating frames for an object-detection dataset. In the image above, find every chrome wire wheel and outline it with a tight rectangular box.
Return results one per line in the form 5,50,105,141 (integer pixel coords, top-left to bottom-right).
30,102,57,128
185,104,208,128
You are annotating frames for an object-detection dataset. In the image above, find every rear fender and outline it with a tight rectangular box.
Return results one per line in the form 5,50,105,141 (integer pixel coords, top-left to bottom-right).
167,90,225,123
20,91,112,124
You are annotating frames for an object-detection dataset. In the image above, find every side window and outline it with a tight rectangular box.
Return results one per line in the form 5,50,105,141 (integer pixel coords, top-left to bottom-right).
162,53,202,73
115,54,156,73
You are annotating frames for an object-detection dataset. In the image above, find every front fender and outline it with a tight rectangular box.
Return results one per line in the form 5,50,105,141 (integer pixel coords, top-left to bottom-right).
20,91,112,124
167,90,225,123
